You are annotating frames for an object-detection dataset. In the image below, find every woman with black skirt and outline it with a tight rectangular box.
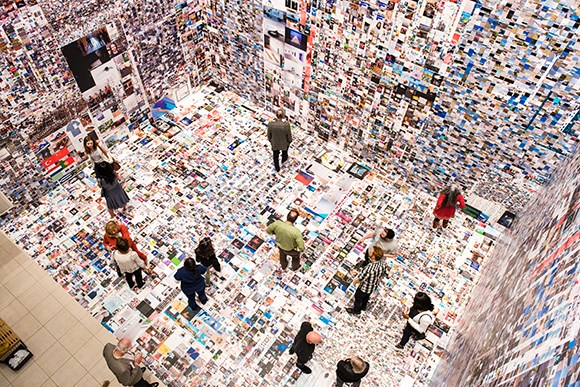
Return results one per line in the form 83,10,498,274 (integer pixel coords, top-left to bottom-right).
95,161,130,218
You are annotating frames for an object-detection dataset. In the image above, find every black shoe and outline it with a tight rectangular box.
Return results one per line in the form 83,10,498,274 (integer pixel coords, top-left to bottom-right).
189,306,201,314
150,383,159,387
289,348,295,355
297,363,312,374
346,308,360,315
394,344,404,351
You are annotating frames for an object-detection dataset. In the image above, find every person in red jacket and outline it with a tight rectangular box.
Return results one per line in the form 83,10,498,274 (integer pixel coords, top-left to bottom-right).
103,221,147,263
433,184,466,228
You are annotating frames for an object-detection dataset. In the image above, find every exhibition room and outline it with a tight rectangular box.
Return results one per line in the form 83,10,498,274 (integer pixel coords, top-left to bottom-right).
0,0,578,386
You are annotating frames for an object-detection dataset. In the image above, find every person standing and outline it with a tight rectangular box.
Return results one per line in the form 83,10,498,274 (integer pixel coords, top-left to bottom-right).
346,246,388,315
267,109,292,172
174,258,208,313
266,210,305,271
102,338,159,387
433,184,466,228
96,161,130,218
289,321,322,374
195,237,222,285
113,237,150,290
103,221,147,263
84,135,113,170
356,227,397,268
335,356,370,387
395,292,435,350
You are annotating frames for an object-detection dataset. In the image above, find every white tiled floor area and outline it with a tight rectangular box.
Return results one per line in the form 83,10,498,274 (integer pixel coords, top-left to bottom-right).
0,231,163,387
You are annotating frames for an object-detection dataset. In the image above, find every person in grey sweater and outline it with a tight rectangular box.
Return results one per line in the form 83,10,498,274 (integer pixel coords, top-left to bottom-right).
103,338,158,387
267,109,293,172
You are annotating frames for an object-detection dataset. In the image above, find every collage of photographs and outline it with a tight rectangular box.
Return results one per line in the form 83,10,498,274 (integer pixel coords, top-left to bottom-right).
0,0,578,386
2,85,498,386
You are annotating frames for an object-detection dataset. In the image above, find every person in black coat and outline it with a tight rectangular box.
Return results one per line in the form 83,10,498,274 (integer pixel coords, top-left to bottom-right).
335,356,370,387
174,258,207,312
289,321,322,374
195,237,222,285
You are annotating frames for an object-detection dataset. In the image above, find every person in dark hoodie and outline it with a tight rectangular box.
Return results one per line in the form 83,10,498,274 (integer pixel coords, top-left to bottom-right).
289,321,322,374
174,258,207,313
335,356,370,386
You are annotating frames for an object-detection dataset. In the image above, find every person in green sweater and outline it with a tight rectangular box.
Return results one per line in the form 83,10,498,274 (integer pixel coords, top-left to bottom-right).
266,210,305,271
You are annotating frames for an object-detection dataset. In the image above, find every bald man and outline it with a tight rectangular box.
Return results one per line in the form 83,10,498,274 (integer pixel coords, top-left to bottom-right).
103,338,158,386
267,109,293,172
289,321,322,374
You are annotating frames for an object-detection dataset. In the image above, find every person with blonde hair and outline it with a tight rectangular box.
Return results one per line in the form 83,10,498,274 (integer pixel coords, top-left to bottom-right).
103,220,147,262
346,246,388,315
335,356,370,386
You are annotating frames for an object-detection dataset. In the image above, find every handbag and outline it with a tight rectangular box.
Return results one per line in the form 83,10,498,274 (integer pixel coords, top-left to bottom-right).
112,160,121,171
111,252,123,277
411,312,433,341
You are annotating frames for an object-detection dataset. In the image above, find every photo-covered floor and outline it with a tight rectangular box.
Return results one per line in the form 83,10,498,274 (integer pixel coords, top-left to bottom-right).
1,86,495,386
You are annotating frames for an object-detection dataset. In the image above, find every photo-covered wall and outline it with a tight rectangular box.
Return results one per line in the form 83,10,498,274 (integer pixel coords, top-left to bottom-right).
431,151,580,386
0,0,578,212
205,0,579,210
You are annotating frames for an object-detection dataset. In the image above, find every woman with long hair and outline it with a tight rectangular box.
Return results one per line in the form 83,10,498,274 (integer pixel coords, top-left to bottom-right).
433,184,466,228
395,292,435,350
96,161,129,218
84,135,113,171
195,237,222,285
174,258,208,313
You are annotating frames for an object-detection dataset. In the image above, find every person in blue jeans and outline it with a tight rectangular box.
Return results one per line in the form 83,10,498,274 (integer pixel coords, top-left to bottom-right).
174,258,208,313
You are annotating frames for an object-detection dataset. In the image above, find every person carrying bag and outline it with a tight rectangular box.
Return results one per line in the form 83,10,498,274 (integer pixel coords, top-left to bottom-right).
395,291,435,350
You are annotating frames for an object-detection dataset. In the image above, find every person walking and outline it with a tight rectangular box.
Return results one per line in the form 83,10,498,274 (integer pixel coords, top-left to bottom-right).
103,338,159,387
289,321,322,374
174,258,208,313
266,210,305,271
335,356,370,387
113,237,150,290
195,237,222,285
395,292,435,350
356,227,398,268
267,109,293,172
103,220,147,263
96,161,130,218
346,246,388,315
433,184,466,228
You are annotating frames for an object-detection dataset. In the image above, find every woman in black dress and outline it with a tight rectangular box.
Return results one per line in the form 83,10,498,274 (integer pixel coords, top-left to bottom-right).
95,161,129,218
195,237,222,285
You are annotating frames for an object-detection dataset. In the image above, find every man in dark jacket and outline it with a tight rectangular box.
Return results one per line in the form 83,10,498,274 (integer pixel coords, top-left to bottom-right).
267,109,293,172
289,321,322,374
335,356,370,386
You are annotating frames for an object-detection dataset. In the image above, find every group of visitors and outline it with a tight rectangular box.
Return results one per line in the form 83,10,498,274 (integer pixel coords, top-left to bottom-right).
99,109,466,386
